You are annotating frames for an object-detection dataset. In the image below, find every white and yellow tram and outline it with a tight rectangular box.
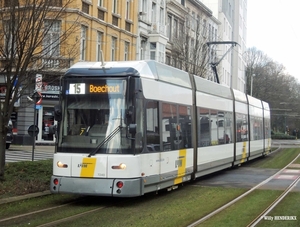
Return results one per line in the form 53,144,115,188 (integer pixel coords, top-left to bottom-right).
50,60,271,197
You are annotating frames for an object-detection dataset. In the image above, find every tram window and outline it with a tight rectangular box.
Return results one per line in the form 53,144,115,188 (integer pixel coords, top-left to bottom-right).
217,111,227,144
135,98,144,153
209,110,218,145
224,112,233,144
265,119,271,138
178,105,192,148
251,117,263,140
198,108,210,147
146,101,160,152
236,113,248,142
162,103,177,151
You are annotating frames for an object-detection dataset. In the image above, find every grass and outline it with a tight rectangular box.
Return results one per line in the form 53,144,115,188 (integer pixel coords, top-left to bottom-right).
245,148,300,169
257,192,300,227
0,159,52,199
54,186,247,227
201,190,282,227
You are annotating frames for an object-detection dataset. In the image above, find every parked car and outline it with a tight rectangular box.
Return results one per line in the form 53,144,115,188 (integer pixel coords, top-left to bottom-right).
6,119,13,149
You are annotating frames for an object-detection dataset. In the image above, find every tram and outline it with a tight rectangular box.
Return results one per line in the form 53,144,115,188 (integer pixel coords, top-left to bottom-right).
50,60,271,197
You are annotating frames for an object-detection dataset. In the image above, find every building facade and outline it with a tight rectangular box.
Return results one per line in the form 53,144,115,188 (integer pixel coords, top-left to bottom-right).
164,0,219,80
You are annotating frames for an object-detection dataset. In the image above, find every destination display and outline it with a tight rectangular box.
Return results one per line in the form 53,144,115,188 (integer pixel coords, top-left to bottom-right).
68,81,124,95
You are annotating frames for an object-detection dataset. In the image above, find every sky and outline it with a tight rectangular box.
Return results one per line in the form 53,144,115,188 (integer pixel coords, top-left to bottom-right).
247,0,300,80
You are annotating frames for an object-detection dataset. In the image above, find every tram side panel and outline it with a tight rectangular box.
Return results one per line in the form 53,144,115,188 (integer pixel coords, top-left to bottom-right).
232,89,250,165
248,96,264,160
262,101,271,155
195,91,234,178
141,78,194,190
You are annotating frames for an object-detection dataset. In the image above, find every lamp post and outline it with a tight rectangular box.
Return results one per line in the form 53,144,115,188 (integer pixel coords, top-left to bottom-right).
250,74,256,96
280,102,289,134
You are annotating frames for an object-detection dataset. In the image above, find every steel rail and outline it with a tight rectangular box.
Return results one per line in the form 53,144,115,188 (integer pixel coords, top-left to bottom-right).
247,175,300,226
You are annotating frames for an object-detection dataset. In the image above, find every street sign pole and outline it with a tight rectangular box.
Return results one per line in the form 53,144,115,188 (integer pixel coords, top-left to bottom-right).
28,90,42,161
32,102,36,161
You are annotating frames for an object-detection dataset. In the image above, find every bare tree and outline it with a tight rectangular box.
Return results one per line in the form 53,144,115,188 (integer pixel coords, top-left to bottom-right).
0,0,80,179
171,14,211,78
245,47,300,133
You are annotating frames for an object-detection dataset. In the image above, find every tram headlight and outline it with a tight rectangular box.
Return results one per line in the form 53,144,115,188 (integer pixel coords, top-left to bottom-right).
112,163,126,169
57,161,68,168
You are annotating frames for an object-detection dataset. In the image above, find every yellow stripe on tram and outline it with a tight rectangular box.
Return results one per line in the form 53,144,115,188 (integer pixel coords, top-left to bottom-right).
174,149,187,184
240,141,247,163
80,157,97,178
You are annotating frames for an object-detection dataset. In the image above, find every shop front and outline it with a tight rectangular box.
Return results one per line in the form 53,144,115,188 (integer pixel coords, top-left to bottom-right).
13,74,61,145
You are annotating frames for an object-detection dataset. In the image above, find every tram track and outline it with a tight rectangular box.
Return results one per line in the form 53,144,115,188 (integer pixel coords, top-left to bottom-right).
247,175,300,226
0,194,134,227
187,146,300,227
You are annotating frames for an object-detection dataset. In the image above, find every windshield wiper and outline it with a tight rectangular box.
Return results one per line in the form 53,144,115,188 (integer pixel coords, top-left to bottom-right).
88,125,122,157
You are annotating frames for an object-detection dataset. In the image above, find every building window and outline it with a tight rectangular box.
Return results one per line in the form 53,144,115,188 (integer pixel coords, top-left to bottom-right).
179,22,184,39
167,15,172,40
140,0,148,20
166,55,171,65
82,2,89,14
112,15,118,26
49,0,62,6
98,9,105,20
4,20,17,56
192,11,196,30
124,41,129,61
152,2,156,23
98,0,103,7
160,7,164,26
4,0,19,7
125,22,131,32
158,43,165,63
126,0,130,20
96,31,102,61
80,25,87,61
140,39,146,60
150,42,156,60
112,0,118,14
43,20,61,67
173,19,178,38
111,37,117,61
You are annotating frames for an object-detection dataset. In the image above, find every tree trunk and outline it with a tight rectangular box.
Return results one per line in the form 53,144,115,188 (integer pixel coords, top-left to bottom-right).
0,132,7,180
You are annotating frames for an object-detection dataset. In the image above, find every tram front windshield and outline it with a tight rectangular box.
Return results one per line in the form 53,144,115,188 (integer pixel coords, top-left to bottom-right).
58,79,132,154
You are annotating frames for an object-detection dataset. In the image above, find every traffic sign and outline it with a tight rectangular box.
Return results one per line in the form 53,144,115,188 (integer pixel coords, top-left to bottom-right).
28,125,39,137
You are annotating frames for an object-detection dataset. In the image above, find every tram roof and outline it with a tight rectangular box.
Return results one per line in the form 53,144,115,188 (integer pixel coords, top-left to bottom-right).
193,75,232,99
67,60,192,89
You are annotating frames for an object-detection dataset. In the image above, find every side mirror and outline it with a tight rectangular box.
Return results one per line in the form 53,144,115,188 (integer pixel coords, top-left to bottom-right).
54,105,62,122
126,106,134,124
128,124,136,135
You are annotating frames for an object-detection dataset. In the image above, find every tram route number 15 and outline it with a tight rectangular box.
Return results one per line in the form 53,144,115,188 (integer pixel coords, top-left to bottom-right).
69,83,86,94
